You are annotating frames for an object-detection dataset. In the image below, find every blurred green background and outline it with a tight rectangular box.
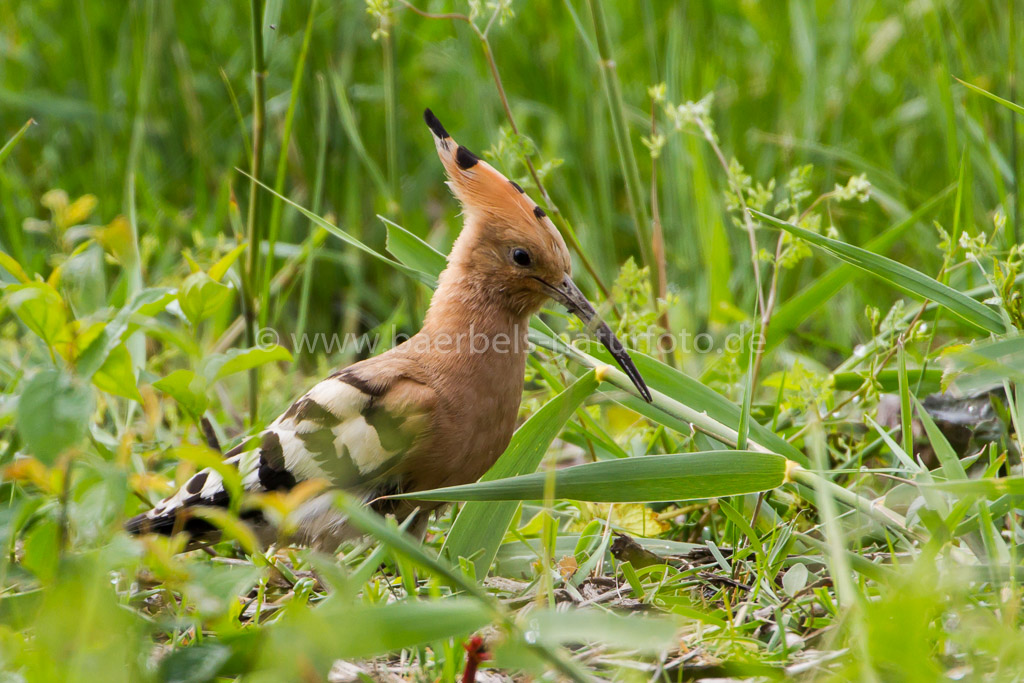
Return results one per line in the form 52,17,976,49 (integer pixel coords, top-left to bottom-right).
3,0,1019,359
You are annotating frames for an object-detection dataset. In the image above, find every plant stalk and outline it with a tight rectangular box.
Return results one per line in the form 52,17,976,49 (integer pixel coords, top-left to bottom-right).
244,0,267,424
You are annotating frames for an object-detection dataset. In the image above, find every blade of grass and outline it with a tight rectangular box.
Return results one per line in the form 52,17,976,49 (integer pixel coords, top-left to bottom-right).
0,119,34,167
766,187,952,350
261,0,318,328
751,209,1006,334
955,76,1024,117
238,172,436,288
295,73,330,345
389,451,788,503
243,0,268,423
585,0,655,291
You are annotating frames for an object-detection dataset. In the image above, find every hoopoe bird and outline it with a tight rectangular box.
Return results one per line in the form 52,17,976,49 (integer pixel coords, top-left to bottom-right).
126,110,652,550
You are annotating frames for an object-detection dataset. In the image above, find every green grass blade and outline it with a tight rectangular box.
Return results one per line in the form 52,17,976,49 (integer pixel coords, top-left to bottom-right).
751,209,1006,333
912,394,967,480
766,187,952,350
0,119,34,167
378,214,447,278
581,343,807,464
239,171,436,287
955,77,1024,117
390,451,787,503
265,598,492,667
260,0,318,328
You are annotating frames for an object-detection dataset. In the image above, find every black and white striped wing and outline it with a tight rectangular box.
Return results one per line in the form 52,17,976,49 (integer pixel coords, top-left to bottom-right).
126,369,434,541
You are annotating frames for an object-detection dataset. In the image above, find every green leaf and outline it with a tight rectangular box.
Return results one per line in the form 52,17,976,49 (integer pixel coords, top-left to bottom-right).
750,209,1006,334
441,371,599,575
16,369,94,464
240,171,436,287
955,77,1024,117
0,250,30,283
335,492,493,602
583,343,807,465
912,394,967,481
92,343,142,401
184,563,264,618
3,282,67,347
178,271,232,325
76,287,173,380
264,598,492,674
159,643,232,683
945,337,1024,392
380,214,447,278
833,368,942,393
208,242,248,282
521,608,678,652
0,118,34,166
153,369,209,419
393,451,787,503
925,478,1024,497
205,345,293,382
21,518,60,583
766,187,951,350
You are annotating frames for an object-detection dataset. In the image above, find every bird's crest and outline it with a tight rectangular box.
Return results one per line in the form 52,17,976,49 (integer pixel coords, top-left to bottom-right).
423,108,552,228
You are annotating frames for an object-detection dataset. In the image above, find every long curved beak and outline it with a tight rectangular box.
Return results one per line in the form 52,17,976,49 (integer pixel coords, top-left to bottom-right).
542,276,653,402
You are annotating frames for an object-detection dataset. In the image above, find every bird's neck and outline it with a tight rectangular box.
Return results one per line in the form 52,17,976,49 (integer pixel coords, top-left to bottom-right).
417,276,528,356
415,268,531,378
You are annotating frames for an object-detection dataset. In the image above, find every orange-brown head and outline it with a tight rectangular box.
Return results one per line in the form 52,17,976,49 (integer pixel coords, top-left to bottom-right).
424,109,652,401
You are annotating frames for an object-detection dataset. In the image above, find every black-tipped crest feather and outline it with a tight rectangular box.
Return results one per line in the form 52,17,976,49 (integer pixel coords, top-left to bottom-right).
423,108,449,139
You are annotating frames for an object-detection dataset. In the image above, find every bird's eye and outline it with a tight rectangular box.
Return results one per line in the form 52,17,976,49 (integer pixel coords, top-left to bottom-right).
512,248,532,267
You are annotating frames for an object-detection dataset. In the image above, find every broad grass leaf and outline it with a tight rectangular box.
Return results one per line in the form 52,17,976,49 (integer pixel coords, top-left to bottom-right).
833,368,942,394
441,371,599,575
262,598,491,675
767,187,951,350
16,369,94,464
925,478,1024,497
751,209,1006,334
518,608,678,652
583,343,807,465
393,451,787,503
380,214,447,278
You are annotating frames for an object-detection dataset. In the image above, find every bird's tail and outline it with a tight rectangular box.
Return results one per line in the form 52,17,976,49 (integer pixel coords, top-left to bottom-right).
125,441,259,540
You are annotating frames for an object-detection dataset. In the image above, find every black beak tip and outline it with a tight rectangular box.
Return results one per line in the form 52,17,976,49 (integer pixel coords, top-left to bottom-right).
619,359,653,403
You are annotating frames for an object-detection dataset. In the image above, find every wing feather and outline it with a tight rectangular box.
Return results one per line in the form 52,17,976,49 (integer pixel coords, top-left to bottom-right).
126,365,437,545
